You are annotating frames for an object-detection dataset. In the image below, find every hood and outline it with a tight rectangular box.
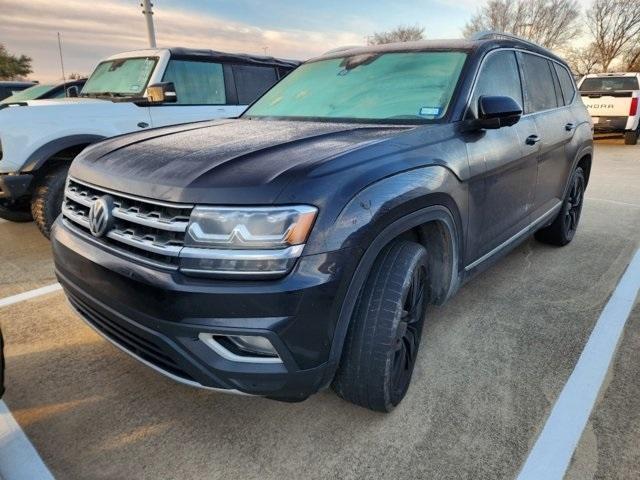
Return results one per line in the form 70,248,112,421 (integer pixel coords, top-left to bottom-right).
70,119,411,204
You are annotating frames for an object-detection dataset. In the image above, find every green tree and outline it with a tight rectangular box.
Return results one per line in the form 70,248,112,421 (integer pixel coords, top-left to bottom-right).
0,44,33,80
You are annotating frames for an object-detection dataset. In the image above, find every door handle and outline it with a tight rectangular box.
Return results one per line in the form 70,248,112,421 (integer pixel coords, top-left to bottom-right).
565,123,575,131
526,134,541,145
137,121,149,128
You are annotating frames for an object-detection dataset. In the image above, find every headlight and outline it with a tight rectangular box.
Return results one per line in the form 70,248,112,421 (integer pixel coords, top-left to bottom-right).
180,205,317,278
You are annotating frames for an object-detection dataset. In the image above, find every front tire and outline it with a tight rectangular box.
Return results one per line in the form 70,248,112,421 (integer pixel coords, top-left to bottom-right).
535,167,585,246
30,164,69,239
332,240,429,412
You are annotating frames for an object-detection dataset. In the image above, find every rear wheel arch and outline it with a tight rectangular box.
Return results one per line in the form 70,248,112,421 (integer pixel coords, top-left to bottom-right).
322,204,461,389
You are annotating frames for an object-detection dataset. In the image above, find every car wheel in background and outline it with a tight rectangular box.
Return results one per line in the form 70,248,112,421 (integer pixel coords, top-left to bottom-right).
30,164,69,239
332,240,429,412
535,166,585,246
0,203,33,222
624,129,638,145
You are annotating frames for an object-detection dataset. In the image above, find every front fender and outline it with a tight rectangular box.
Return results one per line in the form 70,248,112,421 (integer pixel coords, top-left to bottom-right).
22,134,106,172
305,165,468,257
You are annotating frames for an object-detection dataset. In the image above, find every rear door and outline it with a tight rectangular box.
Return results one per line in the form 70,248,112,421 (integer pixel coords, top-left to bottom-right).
148,58,244,127
464,49,540,262
518,52,574,218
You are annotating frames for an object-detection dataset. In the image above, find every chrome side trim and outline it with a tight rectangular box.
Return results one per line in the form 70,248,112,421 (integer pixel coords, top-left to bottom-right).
66,300,251,396
464,202,562,271
198,333,283,364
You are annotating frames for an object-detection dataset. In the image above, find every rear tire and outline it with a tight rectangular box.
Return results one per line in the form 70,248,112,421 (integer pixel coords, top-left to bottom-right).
332,240,429,412
30,164,69,239
535,167,585,246
624,129,638,145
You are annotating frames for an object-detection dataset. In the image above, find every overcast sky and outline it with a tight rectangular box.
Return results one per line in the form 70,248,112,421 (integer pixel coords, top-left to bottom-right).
1,0,593,83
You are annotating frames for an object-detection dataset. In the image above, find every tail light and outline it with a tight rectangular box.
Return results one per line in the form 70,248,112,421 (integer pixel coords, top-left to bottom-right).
630,97,638,116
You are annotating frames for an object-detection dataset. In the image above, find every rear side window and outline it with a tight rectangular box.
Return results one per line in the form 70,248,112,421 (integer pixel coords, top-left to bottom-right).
553,63,576,105
232,65,278,105
162,60,226,105
579,76,640,92
469,50,523,118
520,53,558,113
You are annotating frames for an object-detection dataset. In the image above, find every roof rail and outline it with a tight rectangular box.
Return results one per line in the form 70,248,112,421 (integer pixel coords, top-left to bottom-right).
471,31,546,50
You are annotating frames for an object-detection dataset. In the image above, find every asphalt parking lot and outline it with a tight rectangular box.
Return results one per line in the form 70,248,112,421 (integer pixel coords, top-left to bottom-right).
0,139,638,480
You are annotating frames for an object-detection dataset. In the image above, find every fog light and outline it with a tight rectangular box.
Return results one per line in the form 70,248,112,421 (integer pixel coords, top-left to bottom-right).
228,335,278,357
198,333,282,364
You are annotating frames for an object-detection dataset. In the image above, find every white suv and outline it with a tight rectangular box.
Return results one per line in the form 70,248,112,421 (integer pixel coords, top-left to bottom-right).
0,48,298,236
578,72,640,145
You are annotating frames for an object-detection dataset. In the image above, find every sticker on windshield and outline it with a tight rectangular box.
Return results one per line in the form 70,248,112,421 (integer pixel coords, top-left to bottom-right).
130,84,140,91
419,107,441,116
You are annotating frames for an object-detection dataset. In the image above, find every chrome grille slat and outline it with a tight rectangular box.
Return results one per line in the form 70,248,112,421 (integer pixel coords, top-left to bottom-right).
62,178,193,267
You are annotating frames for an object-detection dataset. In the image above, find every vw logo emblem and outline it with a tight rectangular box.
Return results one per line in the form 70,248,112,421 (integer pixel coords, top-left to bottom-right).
88,195,114,238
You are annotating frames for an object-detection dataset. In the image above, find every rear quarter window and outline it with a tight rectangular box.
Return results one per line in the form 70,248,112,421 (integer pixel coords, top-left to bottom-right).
553,63,576,105
232,65,278,105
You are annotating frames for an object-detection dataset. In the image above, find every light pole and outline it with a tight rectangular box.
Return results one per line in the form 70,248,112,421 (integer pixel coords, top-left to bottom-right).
141,0,157,48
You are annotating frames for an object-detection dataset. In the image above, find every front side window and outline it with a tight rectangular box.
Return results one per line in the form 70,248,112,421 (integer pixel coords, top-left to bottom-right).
579,76,640,92
82,57,156,96
162,60,226,105
468,50,523,118
244,51,468,122
520,53,558,113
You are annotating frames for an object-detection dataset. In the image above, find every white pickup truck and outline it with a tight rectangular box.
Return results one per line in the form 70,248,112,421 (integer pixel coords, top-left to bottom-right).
578,72,640,145
0,47,298,236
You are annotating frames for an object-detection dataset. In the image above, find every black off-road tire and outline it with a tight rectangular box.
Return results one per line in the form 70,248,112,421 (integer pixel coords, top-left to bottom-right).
535,167,585,246
624,129,638,145
0,204,33,222
30,164,69,239
332,240,429,412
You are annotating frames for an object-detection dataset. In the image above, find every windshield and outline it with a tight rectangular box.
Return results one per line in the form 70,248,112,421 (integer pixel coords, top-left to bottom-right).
579,76,639,92
82,57,157,96
244,51,467,122
1,84,54,104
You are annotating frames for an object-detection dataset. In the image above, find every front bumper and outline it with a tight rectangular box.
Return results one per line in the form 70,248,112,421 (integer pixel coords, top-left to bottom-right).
52,218,359,400
0,173,33,201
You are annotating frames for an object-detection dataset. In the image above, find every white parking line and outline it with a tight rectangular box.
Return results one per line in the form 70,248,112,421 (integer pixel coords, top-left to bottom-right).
517,249,640,480
0,283,62,309
0,400,55,480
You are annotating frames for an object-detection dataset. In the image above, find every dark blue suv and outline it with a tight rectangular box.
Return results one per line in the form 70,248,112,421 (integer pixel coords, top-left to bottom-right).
52,34,593,412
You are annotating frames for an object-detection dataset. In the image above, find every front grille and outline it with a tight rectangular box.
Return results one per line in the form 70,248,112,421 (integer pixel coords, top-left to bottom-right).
62,178,193,269
68,293,195,382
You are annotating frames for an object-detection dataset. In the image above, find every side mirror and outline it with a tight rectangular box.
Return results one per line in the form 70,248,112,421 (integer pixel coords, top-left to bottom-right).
146,82,177,104
475,95,522,129
66,86,79,98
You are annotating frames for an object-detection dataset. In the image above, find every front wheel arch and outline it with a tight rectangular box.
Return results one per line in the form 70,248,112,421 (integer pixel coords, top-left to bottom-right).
321,205,460,390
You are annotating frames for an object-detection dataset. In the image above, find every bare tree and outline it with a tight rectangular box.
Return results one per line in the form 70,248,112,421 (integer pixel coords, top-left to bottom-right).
463,0,581,50
367,25,425,45
565,44,602,76
623,43,640,71
586,0,640,72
